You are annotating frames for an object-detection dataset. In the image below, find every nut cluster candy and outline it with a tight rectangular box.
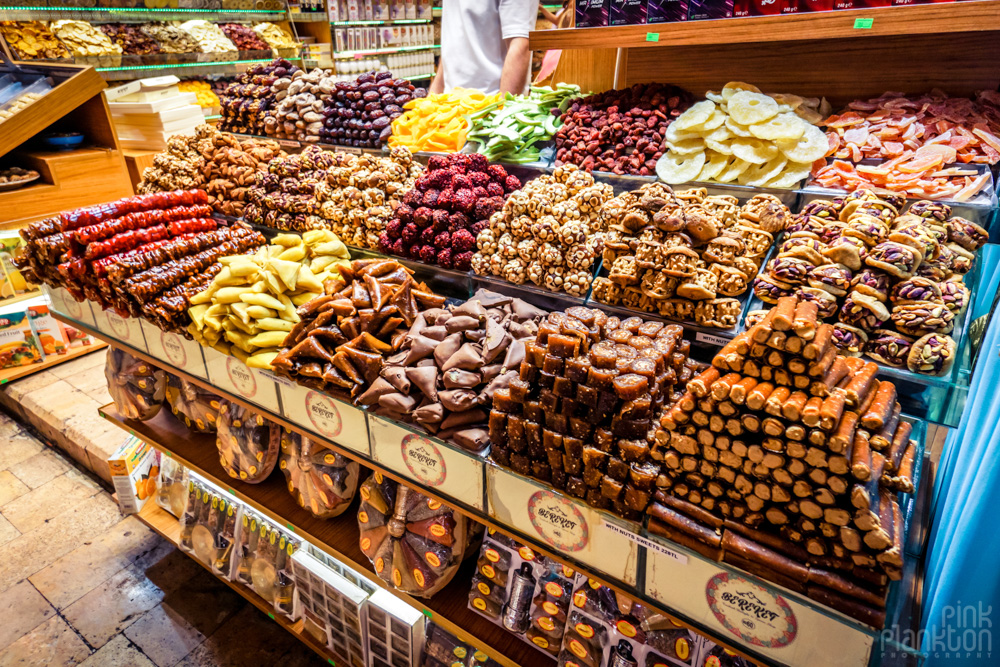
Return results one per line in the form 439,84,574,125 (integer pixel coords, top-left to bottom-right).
383,153,520,271
553,82,692,176
0,21,70,60
178,20,237,53
472,163,609,294
593,186,789,328
220,59,301,136
98,23,161,55
141,23,201,54
358,290,545,452
489,306,699,521
49,20,123,58
753,190,986,375
218,23,269,51
322,70,426,148
243,145,420,246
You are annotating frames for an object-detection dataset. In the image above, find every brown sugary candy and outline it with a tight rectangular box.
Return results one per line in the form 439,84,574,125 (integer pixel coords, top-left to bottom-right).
546,449,563,469
525,400,544,422
792,300,820,340
552,468,568,489
543,429,563,451
547,413,569,434
583,466,605,488
771,297,797,331
607,457,629,481
525,341,546,366
601,475,625,500
520,360,538,382
532,461,552,481
565,357,592,383
618,439,650,461
613,373,649,400
553,377,575,398
510,452,531,474
547,333,581,359
492,387,518,413
576,385,598,408
488,411,507,443
543,354,565,375
589,342,618,369
563,454,583,475
624,486,651,511
594,428,615,452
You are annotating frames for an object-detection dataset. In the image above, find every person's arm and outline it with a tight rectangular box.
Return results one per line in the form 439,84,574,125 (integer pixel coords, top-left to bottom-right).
498,36,531,95
539,3,560,22
429,58,445,94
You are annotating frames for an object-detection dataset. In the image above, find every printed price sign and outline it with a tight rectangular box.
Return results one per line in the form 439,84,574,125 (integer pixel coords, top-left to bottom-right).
93,308,146,352
141,320,207,379
278,382,370,456
203,346,280,413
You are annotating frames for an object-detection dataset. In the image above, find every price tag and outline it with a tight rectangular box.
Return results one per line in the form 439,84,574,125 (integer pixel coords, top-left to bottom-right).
338,145,363,155
645,32,660,42
853,17,873,29
140,319,208,379
277,382,370,456
203,346,280,413
695,331,732,347
278,139,300,148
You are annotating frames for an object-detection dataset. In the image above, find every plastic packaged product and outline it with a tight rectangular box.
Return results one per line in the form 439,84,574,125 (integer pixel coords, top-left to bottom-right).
277,429,359,518
179,478,239,577
216,399,281,483
232,509,299,618
105,347,167,420
357,472,475,598
155,456,189,517
420,621,497,667
165,373,220,433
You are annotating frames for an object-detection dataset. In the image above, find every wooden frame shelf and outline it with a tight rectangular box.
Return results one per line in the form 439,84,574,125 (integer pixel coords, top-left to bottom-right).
0,342,105,384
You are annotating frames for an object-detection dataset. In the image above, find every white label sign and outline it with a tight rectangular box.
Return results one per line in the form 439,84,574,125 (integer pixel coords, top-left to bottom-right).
486,465,639,585
203,346,280,413
369,415,484,510
93,308,146,351
644,533,874,666
696,331,733,347
46,286,96,327
140,320,207,379
278,382,370,456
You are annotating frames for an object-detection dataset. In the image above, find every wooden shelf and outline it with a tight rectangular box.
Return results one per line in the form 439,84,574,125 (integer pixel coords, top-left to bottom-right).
102,404,549,667
0,341,105,385
530,2,1000,50
132,501,346,665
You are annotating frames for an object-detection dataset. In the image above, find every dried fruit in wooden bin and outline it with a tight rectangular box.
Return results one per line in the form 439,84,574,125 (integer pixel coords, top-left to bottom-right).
278,429,359,518
216,399,282,483
104,347,167,420
271,258,446,398
357,473,474,597
389,88,497,153
165,374,220,433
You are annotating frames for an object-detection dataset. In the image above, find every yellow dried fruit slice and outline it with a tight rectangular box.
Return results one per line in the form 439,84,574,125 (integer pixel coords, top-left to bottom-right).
721,81,762,101
656,151,707,185
739,156,787,186
769,93,805,110
667,138,706,155
725,116,753,138
776,123,829,163
765,161,813,189
727,91,780,126
665,122,702,144
716,157,752,183
698,151,730,182
672,100,716,132
731,137,779,165
749,113,807,142
688,108,727,133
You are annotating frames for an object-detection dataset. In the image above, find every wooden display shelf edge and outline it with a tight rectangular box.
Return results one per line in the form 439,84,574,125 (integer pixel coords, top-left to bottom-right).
101,403,546,667
132,501,347,665
529,2,1000,50
61,311,765,667
0,342,106,385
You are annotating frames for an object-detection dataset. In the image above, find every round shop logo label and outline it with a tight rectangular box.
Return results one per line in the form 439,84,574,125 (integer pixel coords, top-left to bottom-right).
226,356,257,398
400,434,446,486
161,331,187,367
305,391,343,437
527,490,588,553
64,294,83,319
705,572,797,649
106,311,130,340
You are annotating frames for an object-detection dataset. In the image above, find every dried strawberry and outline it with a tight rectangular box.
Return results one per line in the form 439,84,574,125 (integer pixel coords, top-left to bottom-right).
427,155,449,170
472,186,488,199
390,238,406,256
469,171,490,188
434,230,451,249
377,232,392,253
474,196,503,221
419,244,437,263
452,174,473,191
487,164,508,182
436,188,455,211
467,154,489,171
504,175,522,193
401,223,419,244
451,228,476,252
453,251,474,270
471,220,489,235
449,212,470,230
453,188,476,213
385,218,403,238
420,227,436,245
423,188,440,207
437,247,454,269
403,189,423,206
395,203,414,223
414,207,434,228
486,182,504,197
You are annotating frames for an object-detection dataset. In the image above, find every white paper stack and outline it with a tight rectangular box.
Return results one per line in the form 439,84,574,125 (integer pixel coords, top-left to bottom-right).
109,76,204,150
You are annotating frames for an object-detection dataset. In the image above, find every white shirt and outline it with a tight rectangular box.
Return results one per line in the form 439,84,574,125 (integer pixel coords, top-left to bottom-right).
440,0,537,95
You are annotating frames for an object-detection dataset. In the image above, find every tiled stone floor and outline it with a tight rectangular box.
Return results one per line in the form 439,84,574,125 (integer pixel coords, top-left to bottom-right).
0,351,325,666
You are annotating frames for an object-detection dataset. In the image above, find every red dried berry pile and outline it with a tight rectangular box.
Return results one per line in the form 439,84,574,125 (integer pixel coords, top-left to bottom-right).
379,153,521,270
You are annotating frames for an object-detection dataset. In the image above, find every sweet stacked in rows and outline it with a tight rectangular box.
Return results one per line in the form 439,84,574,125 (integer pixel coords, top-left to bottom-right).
488,306,701,521
471,163,610,296
14,191,265,333
752,190,987,375
381,153,521,271
650,296,916,627
321,71,426,148
220,59,301,136
593,185,790,328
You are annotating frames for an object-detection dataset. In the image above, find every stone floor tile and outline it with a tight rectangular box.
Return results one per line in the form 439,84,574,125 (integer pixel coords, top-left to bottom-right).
7,449,71,490
123,604,207,667
1,472,102,534
2,370,60,403
77,635,154,667
0,515,18,549
64,410,129,470
0,411,25,440
0,494,121,594
0,616,91,667
0,432,42,471
45,350,106,381
61,564,167,649
30,516,160,610
0,580,55,649
0,472,29,507
61,366,111,402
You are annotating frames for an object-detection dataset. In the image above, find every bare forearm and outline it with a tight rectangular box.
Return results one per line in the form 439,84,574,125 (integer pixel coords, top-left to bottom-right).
498,37,531,95
429,58,445,94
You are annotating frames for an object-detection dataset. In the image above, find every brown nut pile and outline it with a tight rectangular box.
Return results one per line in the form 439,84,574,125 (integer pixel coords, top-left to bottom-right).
220,59,301,137
0,21,70,60
99,23,161,56
471,163,612,296
752,190,986,375
243,145,421,246
264,68,337,143
592,186,789,329
141,23,201,54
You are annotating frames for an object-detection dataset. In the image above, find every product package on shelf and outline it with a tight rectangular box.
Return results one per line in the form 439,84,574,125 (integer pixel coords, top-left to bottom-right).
105,347,168,421
216,398,282,483
0,230,38,299
179,477,240,577
290,548,371,667
421,621,497,667
27,303,69,357
357,472,478,597
366,588,426,667
467,530,576,658
156,455,190,518
165,373,221,433
278,429,360,518
0,306,42,369
107,435,160,515
232,508,300,618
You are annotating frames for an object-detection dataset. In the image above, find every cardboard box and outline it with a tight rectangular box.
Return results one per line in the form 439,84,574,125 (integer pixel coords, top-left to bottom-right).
0,231,37,299
108,436,159,515
688,0,734,18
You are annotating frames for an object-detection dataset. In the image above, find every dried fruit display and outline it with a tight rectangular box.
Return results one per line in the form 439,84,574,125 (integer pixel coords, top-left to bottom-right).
98,23,161,55
253,22,299,51
592,185,790,328
187,230,352,368
553,82,692,176
178,20,237,54
220,59,301,137
264,67,337,143
357,473,473,597
388,88,498,153
489,306,701,521
471,163,609,295
382,153,520,270
358,290,545,452
278,429,359,518
177,80,220,109
811,152,992,202
216,399,282,483
466,84,581,163
753,190,985,375
242,144,421,248
0,21,70,60
218,23,269,52
651,297,918,627
656,82,830,188
104,347,167,421
49,20,122,60
142,23,200,54
322,70,426,148
271,258,447,399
